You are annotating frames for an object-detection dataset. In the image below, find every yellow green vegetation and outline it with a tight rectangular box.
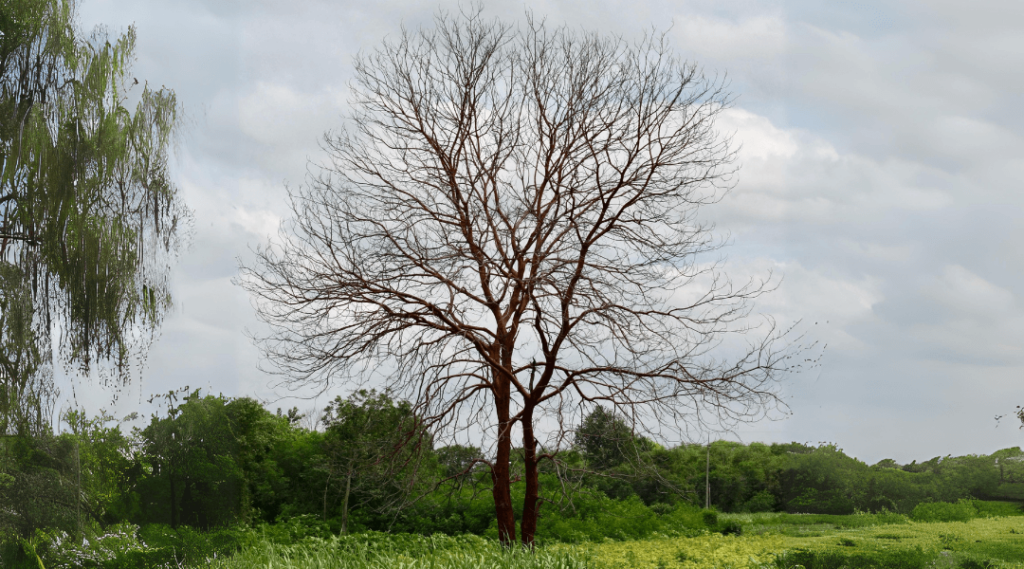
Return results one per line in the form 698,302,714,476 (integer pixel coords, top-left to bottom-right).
574,515,1024,569
205,537,589,569
575,532,783,569
780,516,1024,559
19,511,1024,568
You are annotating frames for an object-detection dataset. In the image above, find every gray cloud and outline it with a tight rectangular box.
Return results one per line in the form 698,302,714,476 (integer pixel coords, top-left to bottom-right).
64,0,1024,464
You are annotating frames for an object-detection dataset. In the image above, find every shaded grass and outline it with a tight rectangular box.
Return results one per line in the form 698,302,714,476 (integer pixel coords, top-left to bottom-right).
721,511,911,537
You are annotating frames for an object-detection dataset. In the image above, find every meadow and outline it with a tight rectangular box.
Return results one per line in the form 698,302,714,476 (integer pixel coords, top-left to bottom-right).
582,512,1024,568
7,398,1024,568
25,504,1024,569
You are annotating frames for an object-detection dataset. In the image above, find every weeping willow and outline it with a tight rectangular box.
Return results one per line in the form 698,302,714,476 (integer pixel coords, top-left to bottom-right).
0,0,190,434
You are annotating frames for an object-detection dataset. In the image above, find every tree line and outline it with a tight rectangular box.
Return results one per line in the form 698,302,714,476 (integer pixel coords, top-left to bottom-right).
3,390,1021,543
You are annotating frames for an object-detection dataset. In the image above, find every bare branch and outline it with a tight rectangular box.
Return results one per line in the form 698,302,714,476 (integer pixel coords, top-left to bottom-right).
239,8,806,546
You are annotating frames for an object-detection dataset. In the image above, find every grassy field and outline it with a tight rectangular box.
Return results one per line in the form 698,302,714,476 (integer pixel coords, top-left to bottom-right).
203,533,591,569
578,512,1024,569
24,505,1024,568
192,511,1024,569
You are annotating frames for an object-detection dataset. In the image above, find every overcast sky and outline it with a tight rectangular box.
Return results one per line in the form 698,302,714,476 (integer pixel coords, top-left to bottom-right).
66,0,1024,464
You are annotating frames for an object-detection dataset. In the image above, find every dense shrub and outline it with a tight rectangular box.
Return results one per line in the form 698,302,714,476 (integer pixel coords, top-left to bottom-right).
911,500,978,523
531,496,715,543
258,515,334,543
969,500,1024,518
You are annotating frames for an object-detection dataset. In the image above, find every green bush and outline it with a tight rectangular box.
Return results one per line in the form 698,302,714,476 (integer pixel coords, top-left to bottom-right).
970,500,1024,518
0,532,38,569
530,496,714,543
702,510,718,527
137,523,254,566
260,515,334,543
743,490,777,513
717,519,743,536
911,500,979,523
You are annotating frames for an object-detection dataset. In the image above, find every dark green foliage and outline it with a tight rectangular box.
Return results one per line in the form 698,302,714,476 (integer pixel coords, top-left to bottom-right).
256,515,334,544
0,409,140,540
776,444,863,515
971,500,1023,517
320,390,432,533
702,510,718,527
718,519,743,535
532,496,714,543
136,524,254,566
911,500,979,523
0,433,79,536
436,444,483,481
575,407,643,471
137,391,256,528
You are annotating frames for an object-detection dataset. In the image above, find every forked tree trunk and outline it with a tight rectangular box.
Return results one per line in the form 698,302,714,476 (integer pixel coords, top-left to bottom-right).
322,472,332,522
169,463,178,529
491,373,516,546
520,405,540,547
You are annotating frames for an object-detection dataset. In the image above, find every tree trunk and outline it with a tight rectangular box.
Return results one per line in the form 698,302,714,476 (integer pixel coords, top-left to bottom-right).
340,467,352,534
323,472,332,522
520,404,539,547
491,373,516,546
169,463,178,529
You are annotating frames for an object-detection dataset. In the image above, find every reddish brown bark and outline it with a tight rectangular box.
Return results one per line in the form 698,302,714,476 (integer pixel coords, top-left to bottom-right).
520,404,540,547
490,374,516,546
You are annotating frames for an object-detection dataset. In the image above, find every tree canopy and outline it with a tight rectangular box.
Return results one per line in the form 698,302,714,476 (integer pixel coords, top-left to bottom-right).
0,0,189,433
320,390,431,533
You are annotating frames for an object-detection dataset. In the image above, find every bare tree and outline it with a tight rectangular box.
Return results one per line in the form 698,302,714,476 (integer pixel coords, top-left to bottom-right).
240,8,804,547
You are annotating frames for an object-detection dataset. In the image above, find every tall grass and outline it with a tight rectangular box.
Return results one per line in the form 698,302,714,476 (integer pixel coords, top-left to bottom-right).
206,533,589,569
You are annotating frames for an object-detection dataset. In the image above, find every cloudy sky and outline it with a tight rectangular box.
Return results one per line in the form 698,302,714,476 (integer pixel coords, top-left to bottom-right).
67,0,1024,464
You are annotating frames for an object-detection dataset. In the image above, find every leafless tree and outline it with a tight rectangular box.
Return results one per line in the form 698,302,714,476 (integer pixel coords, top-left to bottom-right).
239,8,805,546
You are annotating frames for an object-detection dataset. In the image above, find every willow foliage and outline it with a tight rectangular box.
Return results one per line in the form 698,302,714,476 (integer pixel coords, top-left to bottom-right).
0,0,190,434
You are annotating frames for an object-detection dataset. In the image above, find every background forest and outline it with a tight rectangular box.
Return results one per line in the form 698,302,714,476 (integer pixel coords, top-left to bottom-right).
3,389,1022,566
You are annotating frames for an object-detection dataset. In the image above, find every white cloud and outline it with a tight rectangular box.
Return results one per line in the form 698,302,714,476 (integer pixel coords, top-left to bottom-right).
716,108,952,229
673,14,787,63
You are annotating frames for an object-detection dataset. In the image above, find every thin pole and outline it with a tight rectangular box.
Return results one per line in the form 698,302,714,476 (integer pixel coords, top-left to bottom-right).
77,437,82,541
